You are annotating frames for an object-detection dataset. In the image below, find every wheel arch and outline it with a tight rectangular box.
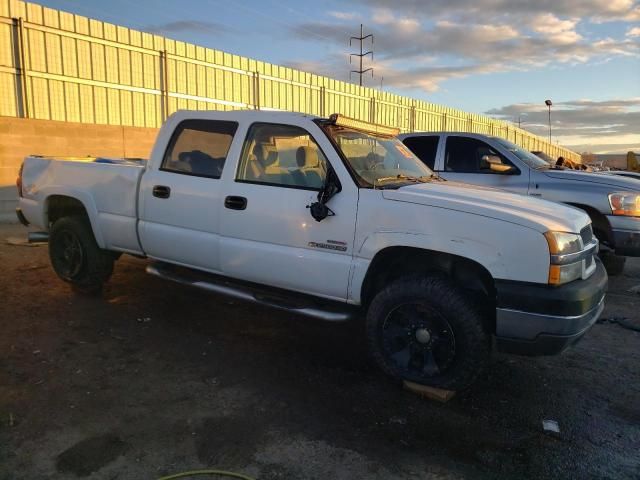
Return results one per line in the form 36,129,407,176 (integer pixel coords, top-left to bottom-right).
45,193,105,247
359,246,497,333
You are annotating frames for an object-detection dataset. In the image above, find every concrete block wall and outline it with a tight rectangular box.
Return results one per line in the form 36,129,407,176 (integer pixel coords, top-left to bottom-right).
0,116,157,222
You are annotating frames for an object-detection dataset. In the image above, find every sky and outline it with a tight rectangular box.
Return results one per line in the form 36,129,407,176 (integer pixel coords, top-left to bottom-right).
38,0,640,154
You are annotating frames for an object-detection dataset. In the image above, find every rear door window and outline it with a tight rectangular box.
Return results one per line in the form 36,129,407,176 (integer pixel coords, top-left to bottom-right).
402,135,440,170
162,120,238,178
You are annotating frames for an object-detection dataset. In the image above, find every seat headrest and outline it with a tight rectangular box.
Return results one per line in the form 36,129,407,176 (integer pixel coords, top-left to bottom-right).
296,146,319,168
253,144,278,167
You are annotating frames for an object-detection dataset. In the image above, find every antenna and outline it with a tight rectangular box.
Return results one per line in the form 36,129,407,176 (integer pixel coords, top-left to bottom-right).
349,24,373,86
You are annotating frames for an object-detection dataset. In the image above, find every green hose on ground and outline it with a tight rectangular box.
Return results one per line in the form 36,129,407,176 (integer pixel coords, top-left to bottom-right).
157,469,256,480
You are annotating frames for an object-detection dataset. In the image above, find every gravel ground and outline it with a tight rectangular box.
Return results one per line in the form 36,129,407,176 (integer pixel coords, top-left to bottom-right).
0,223,639,480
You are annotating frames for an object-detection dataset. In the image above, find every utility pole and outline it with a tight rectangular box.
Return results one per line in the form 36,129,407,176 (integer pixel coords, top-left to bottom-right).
545,99,552,143
350,24,373,86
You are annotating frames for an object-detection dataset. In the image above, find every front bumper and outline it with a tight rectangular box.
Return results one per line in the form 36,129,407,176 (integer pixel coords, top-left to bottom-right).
611,229,640,256
607,215,640,256
494,260,607,356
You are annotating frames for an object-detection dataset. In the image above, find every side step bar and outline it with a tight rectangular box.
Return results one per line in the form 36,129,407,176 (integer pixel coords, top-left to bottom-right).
146,262,357,322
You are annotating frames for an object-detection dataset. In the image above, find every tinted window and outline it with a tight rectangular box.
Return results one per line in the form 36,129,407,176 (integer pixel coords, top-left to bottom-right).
402,136,439,169
162,120,238,178
236,123,327,189
445,136,514,173
494,138,550,169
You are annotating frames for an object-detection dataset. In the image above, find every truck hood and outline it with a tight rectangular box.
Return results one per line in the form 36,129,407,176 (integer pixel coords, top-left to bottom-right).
382,181,589,234
542,169,640,191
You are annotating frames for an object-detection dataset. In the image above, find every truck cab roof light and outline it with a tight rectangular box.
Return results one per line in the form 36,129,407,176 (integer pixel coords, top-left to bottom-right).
328,114,400,137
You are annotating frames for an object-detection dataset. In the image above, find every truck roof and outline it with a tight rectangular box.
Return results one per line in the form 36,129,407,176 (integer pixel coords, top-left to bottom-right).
167,109,322,124
398,131,500,139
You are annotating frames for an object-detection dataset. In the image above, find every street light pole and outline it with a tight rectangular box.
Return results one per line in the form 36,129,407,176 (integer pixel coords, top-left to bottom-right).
545,99,552,143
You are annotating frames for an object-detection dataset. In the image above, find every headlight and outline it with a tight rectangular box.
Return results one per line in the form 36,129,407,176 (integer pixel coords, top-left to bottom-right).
544,231,583,285
608,192,640,216
544,231,582,256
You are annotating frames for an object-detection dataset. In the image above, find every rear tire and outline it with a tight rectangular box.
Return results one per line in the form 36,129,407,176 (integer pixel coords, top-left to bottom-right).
600,251,625,276
49,216,114,294
366,274,489,391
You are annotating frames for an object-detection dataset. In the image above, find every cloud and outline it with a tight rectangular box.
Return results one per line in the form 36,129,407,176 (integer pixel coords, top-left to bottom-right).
627,26,640,37
529,13,582,44
328,11,359,21
372,8,395,24
352,0,640,22
485,99,640,153
144,20,231,35
373,63,497,92
291,14,638,91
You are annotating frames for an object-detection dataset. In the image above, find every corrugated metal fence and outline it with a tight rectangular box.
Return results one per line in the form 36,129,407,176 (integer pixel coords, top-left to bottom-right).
0,0,581,162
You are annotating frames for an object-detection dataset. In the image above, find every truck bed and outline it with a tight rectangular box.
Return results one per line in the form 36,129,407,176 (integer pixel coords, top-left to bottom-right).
19,156,146,254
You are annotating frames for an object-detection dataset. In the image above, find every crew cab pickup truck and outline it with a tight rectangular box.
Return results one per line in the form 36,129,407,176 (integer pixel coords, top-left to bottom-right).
400,132,640,274
16,111,607,390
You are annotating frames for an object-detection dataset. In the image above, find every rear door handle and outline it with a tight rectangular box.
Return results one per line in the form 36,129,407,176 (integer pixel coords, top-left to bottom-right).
224,196,247,210
152,185,171,199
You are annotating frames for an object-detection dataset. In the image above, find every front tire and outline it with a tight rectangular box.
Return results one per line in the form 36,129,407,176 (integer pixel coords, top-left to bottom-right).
366,275,489,391
49,216,114,294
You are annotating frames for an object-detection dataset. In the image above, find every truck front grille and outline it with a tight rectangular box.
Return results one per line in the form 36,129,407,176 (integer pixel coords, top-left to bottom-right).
580,224,594,246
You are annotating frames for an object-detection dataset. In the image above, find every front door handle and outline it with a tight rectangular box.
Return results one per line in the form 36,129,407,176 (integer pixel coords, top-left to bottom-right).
224,196,247,210
152,185,171,199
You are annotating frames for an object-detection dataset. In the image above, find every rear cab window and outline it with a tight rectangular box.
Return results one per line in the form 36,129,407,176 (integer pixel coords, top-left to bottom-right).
161,120,238,178
402,135,440,170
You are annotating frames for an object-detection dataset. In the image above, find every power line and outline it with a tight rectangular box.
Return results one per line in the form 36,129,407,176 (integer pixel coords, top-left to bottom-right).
349,24,373,86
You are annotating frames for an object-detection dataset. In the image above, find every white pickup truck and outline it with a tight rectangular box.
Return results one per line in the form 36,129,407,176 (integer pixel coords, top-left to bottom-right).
16,111,607,390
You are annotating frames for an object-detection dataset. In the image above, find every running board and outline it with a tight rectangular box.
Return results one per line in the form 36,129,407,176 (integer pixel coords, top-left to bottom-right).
145,262,356,322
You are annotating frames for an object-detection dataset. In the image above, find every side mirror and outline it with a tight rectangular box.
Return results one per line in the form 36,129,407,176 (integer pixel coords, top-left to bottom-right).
480,154,515,174
307,167,341,222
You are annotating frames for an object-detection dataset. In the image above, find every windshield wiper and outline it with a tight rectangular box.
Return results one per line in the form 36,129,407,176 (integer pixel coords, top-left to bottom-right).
373,174,430,189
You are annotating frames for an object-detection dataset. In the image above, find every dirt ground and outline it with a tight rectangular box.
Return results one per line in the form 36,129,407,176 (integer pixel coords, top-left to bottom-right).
1,223,639,480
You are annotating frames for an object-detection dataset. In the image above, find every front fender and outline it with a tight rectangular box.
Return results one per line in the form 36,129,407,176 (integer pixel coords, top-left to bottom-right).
348,206,551,304
349,231,509,304
361,231,507,276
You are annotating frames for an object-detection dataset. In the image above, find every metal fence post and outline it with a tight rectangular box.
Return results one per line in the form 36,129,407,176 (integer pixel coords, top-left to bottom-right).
12,17,29,118
319,86,325,117
369,96,376,124
159,50,169,122
410,104,416,132
253,71,260,110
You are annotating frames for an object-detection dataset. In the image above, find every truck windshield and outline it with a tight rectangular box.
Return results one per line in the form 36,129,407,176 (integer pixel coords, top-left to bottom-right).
493,138,551,170
322,125,434,188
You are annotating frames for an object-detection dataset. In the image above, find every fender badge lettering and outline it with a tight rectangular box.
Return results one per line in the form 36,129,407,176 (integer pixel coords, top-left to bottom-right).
309,241,348,252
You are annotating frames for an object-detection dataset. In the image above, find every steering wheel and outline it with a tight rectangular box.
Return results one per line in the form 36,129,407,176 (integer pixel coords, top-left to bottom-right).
366,152,384,170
